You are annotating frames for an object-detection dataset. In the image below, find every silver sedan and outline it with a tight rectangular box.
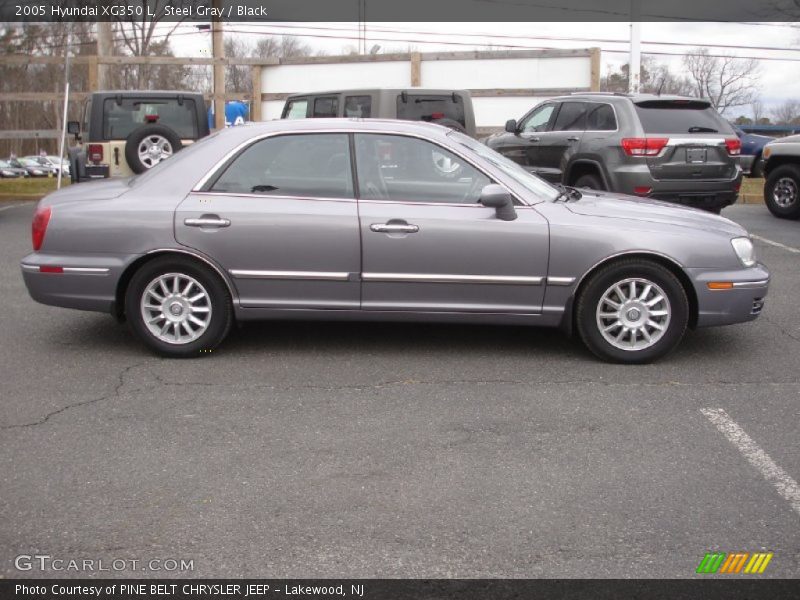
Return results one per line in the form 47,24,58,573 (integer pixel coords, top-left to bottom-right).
21,119,769,363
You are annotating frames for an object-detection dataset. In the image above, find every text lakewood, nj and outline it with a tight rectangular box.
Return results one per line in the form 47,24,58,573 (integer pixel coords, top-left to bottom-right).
48,4,269,19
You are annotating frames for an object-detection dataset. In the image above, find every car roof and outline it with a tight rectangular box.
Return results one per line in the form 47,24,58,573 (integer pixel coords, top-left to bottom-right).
285,88,471,98
564,92,711,105
220,118,456,139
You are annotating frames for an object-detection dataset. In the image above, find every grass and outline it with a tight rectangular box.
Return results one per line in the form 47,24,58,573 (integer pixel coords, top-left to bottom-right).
0,177,70,197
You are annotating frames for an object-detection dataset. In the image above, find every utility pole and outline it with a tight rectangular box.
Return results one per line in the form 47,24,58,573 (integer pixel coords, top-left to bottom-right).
628,0,641,94
96,22,113,90
57,28,73,190
212,0,225,130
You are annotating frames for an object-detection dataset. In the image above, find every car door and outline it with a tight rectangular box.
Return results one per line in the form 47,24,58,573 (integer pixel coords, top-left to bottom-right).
536,101,588,182
175,132,361,309
354,133,550,314
495,102,557,174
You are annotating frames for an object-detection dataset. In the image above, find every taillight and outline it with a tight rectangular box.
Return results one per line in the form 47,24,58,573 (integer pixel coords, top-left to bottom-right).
87,144,104,163
32,205,51,251
621,138,669,157
724,137,742,156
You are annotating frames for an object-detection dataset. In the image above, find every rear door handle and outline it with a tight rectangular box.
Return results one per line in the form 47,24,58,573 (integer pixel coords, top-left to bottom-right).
567,136,580,142
370,223,419,234
528,137,541,143
184,216,231,228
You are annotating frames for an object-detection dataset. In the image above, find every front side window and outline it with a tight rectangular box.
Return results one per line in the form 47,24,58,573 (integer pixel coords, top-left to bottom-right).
209,133,353,198
282,98,308,119
553,102,588,131
313,96,339,118
355,134,490,204
344,95,372,118
520,104,555,133
102,98,197,140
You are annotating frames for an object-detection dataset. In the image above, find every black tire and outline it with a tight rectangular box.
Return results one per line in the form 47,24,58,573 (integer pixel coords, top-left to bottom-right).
573,173,605,190
125,256,233,358
576,259,689,364
432,118,467,134
764,164,800,219
124,124,183,174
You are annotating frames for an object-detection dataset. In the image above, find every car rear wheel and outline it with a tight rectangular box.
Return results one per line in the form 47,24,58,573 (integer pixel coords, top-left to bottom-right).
576,259,689,364
765,164,800,219
125,256,233,357
573,173,605,191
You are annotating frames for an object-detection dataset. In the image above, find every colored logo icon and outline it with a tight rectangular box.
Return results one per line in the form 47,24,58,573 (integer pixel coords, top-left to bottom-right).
696,552,773,574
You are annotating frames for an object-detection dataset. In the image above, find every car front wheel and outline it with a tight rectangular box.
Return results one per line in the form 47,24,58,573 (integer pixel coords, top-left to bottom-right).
576,259,689,364
125,256,233,357
765,164,800,219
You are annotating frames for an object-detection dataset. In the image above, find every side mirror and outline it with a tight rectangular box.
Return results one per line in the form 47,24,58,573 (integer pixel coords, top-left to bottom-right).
67,121,80,135
479,183,517,221
504,119,518,134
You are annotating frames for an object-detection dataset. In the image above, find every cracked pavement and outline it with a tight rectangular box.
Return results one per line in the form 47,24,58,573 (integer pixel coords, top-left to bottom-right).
1,202,798,578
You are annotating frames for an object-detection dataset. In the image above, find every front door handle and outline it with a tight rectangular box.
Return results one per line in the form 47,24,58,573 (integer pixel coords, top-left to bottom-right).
370,223,419,234
184,216,231,228
529,137,541,143
567,136,580,142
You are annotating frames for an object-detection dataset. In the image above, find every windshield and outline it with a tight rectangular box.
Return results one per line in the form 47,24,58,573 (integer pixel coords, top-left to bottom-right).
0,161,11,167
447,131,559,201
19,158,39,167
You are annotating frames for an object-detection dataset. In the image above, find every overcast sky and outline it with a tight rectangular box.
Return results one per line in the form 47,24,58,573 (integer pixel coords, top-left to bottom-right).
169,21,800,117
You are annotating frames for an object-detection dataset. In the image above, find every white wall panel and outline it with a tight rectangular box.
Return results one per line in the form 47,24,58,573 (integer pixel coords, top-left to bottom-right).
261,61,410,94
420,57,590,90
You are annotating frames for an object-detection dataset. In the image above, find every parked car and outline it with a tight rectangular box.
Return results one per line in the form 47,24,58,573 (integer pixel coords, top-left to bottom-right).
25,155,70,177
485,93,744,213
21,119,768,363
281,88,477,137
0,159,29,178
762,134,800,219
10,157,56,177
67,90,210,181
731,124,773,178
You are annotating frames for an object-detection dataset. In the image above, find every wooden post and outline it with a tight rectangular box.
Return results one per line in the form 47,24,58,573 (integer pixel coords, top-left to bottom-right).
87,56,98,93
96,22,113,89
250,65,262,121
410,52,421,87
212,1,225,130
590,47,601,91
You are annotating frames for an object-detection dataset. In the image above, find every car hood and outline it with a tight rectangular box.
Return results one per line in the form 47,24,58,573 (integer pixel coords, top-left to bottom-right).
2,167,28,174
40,177,132,206
767,133,800,145
565,190,746,236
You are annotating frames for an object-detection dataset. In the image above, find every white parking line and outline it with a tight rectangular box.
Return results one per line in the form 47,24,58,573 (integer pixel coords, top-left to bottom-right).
701,408,800,518
751,234,800,255
0,202,30,212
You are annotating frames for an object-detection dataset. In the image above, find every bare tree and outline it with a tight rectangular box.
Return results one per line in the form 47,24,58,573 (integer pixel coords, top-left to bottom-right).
254,35,318,60
751,99,765,123
225,37,252,93
682,48,761,115
772,99,800,125
601,57,692,96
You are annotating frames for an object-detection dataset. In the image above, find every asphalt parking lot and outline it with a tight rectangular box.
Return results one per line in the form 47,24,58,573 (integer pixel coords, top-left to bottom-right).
1,200,798,578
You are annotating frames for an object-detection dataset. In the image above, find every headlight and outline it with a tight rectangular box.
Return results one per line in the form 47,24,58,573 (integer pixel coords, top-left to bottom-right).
731,237,756,267
32,169,43,175
1,170,13,176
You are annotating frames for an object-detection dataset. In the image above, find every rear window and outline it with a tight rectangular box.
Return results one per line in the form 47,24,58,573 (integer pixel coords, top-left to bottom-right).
102,98,197,140
344,95,372,118
282,98,308,119
634,101,733,135
312,96,339,118
396,93,466,127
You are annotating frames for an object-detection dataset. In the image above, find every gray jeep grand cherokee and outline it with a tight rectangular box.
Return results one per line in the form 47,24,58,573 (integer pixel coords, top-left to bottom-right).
485,93,744,213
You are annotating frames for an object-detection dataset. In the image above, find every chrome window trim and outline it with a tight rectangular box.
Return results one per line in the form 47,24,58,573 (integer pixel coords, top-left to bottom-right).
190,191,356,204
229,269,351,282
192,129,532,207
362,273,543,285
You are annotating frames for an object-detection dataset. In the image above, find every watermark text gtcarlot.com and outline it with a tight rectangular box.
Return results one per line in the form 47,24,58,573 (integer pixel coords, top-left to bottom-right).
14,554,194,573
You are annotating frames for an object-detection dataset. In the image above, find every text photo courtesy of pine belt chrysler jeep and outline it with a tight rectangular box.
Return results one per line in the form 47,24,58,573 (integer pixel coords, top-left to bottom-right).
67,91,210,181
485,93,744,213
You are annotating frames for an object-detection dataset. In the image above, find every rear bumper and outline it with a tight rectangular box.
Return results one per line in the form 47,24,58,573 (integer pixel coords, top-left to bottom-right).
610,165,742,210
688,264,770,327
20,253,131,313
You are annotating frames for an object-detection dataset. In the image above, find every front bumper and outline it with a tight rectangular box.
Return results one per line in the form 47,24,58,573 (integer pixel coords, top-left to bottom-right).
688,263,770,327
20,253,130,313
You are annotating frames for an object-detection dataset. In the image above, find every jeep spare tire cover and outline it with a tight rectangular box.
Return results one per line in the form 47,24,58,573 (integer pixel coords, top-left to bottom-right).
125,124,183,174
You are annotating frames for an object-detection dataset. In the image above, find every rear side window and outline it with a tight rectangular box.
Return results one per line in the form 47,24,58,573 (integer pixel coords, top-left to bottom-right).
102,98,197,140
313,96,339,118
282,99,308,119
209,133,353,198
634,101,733,134
396,94,466,127
586,104,617,131
345,95,372,118
553,102,587,131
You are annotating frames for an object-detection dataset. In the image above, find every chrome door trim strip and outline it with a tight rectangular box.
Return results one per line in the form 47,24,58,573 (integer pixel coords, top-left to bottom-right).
546,276,576,286
229,269,351,281
362,273,543,285
190,191,357,203
63,267,110,275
